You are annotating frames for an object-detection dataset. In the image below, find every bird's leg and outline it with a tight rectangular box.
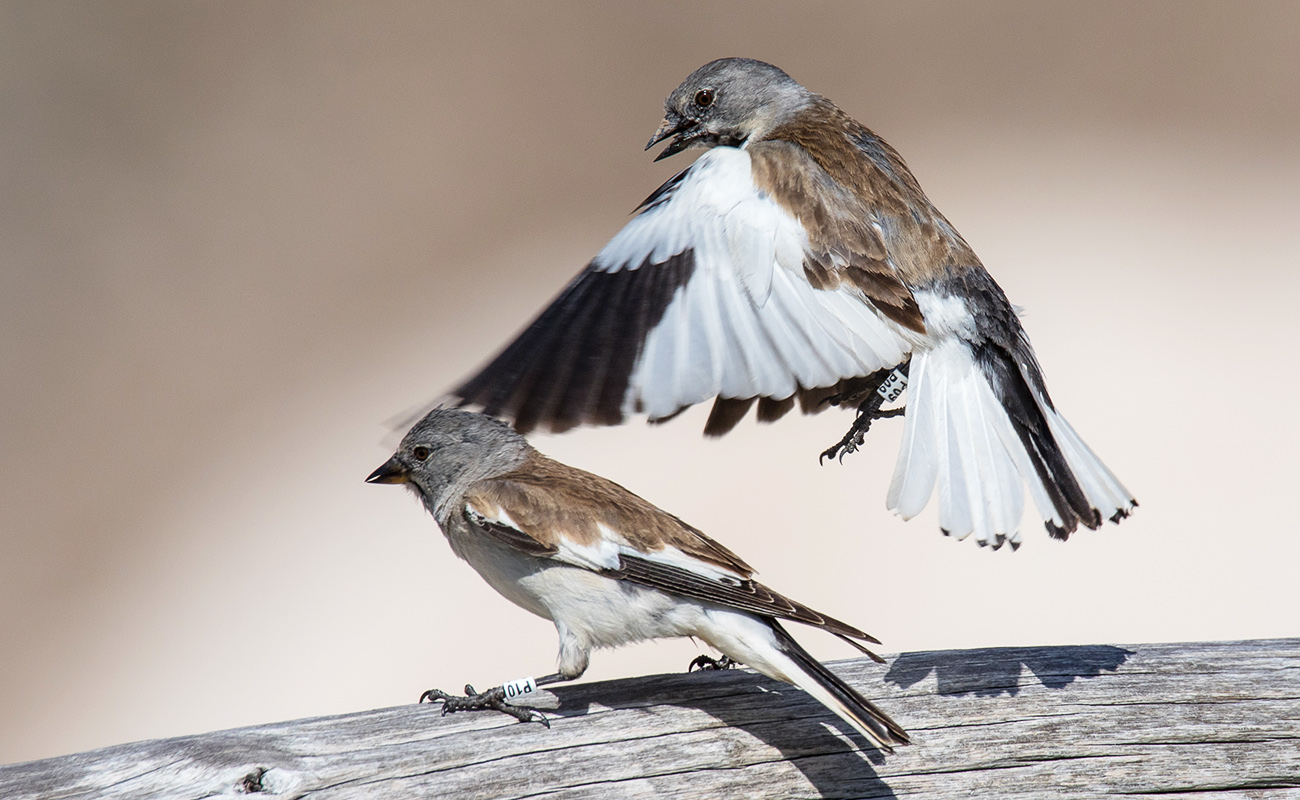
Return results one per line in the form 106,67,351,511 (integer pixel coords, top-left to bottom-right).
819,406,906,464
419,684,549,726
689,654,739,671
820,362,910,464
420,672,569,728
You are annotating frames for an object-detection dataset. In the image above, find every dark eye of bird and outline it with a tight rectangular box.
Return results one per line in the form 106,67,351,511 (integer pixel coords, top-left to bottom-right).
694,88,714,108
412,445,431,461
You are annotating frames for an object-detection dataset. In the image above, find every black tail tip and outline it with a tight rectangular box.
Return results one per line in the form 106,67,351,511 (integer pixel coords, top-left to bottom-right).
1110,501,1137,524
1045,520,1072,541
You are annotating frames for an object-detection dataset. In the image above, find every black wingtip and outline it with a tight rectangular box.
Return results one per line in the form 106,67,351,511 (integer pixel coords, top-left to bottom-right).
834,633,887,664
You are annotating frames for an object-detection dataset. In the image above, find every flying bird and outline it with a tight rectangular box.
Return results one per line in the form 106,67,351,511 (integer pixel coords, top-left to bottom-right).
450,57,1135,548
367,408,909,751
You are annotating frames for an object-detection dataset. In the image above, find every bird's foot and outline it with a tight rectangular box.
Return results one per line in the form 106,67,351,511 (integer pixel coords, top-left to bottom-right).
689,654,739,672
419,684,550,728
820,405,906,464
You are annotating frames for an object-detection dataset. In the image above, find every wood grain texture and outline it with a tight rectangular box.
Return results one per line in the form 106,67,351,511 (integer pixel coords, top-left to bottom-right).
2,639,1297,799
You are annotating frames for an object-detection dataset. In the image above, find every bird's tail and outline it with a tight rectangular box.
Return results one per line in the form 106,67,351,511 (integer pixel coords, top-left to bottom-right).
887,337,1135,547
764,621,910,751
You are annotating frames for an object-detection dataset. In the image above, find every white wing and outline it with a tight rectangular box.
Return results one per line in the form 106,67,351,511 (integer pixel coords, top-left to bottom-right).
454,147,912,432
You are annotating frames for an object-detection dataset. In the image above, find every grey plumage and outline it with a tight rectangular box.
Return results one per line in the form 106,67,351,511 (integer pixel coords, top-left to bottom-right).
647,58,814,159
374,410,528,523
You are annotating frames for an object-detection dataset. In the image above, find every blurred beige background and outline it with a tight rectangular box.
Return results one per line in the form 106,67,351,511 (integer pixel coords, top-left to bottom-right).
3,0,1298,765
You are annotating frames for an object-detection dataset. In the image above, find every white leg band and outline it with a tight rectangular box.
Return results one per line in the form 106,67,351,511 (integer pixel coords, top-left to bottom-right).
502,676,538,699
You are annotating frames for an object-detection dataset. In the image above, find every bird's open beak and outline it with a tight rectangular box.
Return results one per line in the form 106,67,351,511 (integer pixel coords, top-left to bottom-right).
646,113,699,162
366,455,410,484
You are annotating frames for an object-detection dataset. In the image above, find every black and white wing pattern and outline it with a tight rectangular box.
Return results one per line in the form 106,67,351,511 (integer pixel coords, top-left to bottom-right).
453,147,912,433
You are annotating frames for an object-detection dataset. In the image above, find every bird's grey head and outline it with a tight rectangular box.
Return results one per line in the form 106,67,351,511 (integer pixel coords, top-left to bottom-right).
366,408,530,524
646,58,813,161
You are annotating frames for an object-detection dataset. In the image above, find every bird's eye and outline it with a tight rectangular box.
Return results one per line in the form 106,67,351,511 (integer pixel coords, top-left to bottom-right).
694,88,715,108
411,445,431,461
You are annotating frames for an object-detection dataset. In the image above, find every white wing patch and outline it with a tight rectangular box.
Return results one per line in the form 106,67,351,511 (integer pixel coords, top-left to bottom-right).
470,494,759,587
466,502,523,532
561,520,750,587
466,500,626,570
468,500,751,588
593,147,911,420
633,544,750,584
555,536,623,572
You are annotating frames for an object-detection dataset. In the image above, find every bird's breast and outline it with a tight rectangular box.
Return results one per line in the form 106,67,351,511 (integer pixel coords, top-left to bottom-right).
447,526,555,620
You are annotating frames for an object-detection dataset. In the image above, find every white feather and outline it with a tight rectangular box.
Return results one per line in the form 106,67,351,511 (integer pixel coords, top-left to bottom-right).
693,609,894,749
932,368,974,539
888,339,1041,545
1038,397,1135,522
888,329,1135,544
599,147,910,416
886,350,938,519
947,361,1024,540
635,544,749,584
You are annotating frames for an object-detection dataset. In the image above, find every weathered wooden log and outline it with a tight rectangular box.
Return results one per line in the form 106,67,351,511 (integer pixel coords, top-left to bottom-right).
2,639,1297,799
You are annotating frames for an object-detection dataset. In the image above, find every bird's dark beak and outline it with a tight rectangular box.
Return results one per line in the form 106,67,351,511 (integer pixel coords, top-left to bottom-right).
646,113,698,162
366,455,410,485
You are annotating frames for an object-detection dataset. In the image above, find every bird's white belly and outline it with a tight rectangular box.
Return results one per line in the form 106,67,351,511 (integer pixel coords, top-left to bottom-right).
450,530,705,649
519,567,708,650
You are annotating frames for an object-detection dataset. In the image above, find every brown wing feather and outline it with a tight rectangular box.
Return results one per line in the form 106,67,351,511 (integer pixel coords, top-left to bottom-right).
760,97,984,300
748,138,925,334
465,453,880,648
466,452,754,576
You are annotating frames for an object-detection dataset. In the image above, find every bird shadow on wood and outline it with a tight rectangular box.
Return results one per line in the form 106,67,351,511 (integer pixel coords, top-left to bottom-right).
883,644,1133,697
547,668,899,799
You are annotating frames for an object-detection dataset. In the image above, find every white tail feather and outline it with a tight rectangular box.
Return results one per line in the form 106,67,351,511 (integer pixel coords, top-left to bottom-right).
886,352,939,518
776,651,896,749
698,612,905,751
1039,399,1135,523
889,340,1073,545
949,369,1024,539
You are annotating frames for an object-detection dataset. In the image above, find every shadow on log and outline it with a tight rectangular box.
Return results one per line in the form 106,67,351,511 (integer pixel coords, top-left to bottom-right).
1,639,1297,798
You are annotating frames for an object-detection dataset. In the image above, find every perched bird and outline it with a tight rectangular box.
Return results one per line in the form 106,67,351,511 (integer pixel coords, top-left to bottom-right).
367,408,909,751
451,57,1135,549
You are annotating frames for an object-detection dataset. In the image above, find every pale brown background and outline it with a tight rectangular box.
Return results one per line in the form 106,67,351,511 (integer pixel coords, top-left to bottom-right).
3,1,1298,765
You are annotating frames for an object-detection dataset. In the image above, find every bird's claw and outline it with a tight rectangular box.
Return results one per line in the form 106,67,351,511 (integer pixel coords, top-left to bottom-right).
419,684,550,727
820,405,906,464
820,429,866,464
689,654,739,672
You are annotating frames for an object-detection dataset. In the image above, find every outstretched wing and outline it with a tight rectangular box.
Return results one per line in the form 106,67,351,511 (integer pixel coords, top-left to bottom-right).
453,146,913,433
